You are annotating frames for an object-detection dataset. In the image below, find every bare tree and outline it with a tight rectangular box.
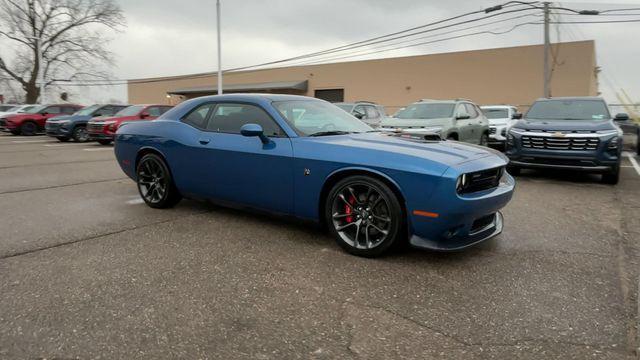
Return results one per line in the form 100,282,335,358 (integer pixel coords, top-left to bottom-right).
0,0,125,103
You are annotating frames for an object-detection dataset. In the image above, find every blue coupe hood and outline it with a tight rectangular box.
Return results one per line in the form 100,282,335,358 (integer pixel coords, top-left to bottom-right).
302,132,506,169
515,119,615,132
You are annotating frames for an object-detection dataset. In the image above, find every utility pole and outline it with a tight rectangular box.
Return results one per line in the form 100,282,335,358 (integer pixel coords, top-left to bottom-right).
216,0,223,95
543,2,551,98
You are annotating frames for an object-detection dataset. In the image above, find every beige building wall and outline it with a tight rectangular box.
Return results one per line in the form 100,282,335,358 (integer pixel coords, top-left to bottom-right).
128,40,597,112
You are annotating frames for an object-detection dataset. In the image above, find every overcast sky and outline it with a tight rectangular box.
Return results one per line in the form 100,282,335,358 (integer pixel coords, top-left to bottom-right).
63,0,640,105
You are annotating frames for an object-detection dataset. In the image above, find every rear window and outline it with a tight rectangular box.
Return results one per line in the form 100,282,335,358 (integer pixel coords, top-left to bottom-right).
526,100,610,120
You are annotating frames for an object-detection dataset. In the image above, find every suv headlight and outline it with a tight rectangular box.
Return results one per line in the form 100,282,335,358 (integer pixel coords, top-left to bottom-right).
607,136,619,150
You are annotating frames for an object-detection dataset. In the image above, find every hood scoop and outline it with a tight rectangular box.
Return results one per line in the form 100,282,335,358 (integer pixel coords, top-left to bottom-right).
383,132,443,143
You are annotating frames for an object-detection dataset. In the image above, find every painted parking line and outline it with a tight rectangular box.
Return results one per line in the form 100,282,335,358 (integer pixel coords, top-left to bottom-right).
11,140,52,143
83,148,113,152
623,152,640,176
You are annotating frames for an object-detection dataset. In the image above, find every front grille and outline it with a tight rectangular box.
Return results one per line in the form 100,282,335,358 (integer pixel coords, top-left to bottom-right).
459,167,503,194
0,119,6,127
489,127,496,134
45,123,60,131
521,135,599,151
87,123,104,133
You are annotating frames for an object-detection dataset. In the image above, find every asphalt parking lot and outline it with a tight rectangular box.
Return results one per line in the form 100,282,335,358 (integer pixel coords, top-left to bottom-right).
0,133,639,359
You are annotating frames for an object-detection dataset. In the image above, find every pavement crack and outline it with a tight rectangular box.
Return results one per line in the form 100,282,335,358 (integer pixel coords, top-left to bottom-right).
0,210,211,261
0,178,128,195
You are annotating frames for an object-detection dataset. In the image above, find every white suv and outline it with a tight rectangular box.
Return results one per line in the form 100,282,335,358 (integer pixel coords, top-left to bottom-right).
481,105,519,147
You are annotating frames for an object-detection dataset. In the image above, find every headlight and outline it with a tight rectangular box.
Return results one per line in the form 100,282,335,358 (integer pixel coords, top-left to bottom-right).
423,127,443,133
509,128,526,135
608,136,619,150
456,173,468,193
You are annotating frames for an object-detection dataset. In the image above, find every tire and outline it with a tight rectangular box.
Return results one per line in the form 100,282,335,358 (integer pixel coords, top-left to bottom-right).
325,175,403,257
479,133,489,146
601,166,620,185
446,134,458,141
10,130,20,135
57,136,70,142
20,121,38,136
136,153,182,209
72,126,90,142
97,139,112,145
507,165,521,176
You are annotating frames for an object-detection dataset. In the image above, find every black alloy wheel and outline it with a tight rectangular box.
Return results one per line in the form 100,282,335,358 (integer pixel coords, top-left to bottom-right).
326,176,403,257
72,126,90,142
20,121,37,136
136,153,182,208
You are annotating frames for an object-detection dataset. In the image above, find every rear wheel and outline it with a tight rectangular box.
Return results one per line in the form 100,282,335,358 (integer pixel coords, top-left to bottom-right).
136,153,182,208
97,139,112,145
10,130,20,135
72,126,90,142
325,176,403,257
601,165,620,185
479,133,489,146
20,121,38,136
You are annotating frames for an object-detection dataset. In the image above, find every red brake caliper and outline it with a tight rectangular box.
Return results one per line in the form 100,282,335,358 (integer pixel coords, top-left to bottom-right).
345,196,356,223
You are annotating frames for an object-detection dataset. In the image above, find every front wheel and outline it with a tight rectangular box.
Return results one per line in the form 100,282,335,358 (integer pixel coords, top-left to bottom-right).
72,126,90,142
136,153,182,208
20,122,38,136
97,139,112,145
325,176,403,257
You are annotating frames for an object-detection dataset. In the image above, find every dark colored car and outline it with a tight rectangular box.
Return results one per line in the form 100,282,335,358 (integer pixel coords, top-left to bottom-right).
45,104,129,142
114,94,515,257
506,97,625,184
87,104,173,145
0,104,83,135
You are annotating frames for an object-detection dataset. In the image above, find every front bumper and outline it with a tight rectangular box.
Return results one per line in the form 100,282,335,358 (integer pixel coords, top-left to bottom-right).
506,131,621,173
489,125,508,143
45,123,72,137
88,133,115,140
408,169,515,251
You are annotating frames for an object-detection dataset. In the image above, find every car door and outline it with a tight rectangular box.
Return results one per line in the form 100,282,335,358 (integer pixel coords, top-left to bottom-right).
464,103,483,144
454,104,472,142
40,106,63,127
192,102,294,214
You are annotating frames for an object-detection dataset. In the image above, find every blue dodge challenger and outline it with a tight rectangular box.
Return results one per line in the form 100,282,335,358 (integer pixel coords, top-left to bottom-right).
114,94,515,257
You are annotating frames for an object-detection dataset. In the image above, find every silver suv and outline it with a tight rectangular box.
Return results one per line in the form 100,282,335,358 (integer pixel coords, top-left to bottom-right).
335,101,387,128
380,99,490,145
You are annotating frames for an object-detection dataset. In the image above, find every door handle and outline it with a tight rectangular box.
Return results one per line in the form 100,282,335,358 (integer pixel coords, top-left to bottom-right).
198,138,210,145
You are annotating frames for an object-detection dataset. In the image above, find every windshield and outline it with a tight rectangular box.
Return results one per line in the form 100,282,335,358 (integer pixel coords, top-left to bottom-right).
273,100,372,136
23,105,47,114
73,104,101,116
115,105,144,117
17,106,36,113
0,105,16,112
482,108,509,119
526,100,610,120
394,103,455,119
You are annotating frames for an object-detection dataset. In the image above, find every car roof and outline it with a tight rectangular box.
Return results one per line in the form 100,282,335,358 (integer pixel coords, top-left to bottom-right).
535,96,605,102
187,93,319,103
413,99,461,104
481,105,516,109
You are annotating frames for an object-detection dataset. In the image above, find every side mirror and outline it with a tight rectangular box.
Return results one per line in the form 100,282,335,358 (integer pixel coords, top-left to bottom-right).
139,112,150,119
456,113,470,120
614,113,629,122
240,123,270,144
512,113,523,120
353,112,365,120
40,111,49,116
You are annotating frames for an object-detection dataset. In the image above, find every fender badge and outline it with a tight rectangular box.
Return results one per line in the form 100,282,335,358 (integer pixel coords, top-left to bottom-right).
303,168,311,176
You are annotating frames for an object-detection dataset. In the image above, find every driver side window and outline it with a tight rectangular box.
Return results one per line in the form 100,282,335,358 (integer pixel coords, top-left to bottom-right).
455,104,468,118
206,103,283,137
182,103,215,129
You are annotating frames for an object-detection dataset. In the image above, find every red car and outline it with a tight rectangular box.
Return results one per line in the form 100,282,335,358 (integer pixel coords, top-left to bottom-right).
87,104,173,145
0,104,83,135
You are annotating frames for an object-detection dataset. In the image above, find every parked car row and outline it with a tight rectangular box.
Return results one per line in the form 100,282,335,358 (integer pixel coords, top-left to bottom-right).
0,103,173,143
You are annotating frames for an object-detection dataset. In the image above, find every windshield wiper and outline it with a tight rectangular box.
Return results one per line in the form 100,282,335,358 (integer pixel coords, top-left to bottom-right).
308,131,354,137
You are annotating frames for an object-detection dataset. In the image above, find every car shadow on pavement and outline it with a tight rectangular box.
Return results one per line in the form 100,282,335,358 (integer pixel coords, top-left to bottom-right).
512,169,606,184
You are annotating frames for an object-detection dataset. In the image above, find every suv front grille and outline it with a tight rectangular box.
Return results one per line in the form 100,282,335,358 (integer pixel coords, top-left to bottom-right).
489,127,496,134
521,136,599,151
87,123,104,132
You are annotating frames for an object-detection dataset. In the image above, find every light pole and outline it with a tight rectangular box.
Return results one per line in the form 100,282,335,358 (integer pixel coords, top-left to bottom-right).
216,0,223,95
27,36,45,104
543,2,550,98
